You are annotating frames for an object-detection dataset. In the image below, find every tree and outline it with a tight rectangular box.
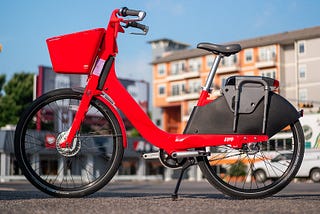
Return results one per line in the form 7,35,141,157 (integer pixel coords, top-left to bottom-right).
0,72,33,127
0,74,5,97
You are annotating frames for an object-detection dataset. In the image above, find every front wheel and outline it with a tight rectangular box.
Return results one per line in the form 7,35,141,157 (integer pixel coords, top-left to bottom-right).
198,120,304,199
14,88,124,197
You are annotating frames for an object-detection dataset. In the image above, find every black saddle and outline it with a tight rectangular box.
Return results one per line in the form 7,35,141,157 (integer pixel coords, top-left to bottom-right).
197,42,241,56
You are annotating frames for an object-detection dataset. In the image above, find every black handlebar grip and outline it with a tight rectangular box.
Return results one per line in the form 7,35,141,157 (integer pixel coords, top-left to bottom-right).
128,22,143,30
119,7,141,17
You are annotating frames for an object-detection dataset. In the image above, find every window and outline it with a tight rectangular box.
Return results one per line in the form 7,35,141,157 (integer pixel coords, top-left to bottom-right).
259,45,276,61
260,70,276,79
206,55,214,68
244,49,253,63
188,80,201,93
157,64,166,76
221,54,238,67
171,61,186,75
299,89,308,102
188,58,202,72
158,85,166,96
298,41,305,54
171,83,185,96
299,65,306,80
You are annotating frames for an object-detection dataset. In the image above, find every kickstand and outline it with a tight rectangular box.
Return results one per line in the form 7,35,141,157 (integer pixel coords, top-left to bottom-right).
171,159,195,201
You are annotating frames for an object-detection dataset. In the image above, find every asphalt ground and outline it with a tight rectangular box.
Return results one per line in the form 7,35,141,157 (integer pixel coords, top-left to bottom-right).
1,180,320,214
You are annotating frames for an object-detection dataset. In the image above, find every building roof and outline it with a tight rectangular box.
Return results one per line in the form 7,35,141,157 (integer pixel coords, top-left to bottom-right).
151,26,320,64
147,38,190,47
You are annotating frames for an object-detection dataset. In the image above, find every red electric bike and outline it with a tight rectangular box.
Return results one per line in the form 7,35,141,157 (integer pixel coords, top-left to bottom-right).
14,7,304,199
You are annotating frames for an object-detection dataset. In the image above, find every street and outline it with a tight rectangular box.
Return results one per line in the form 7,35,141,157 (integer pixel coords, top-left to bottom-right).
1,180,320,214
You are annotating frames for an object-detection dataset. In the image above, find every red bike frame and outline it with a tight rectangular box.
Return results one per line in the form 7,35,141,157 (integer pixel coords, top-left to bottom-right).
61,9,268,155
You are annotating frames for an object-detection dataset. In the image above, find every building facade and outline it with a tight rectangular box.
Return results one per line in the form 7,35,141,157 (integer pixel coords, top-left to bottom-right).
151,26,320,135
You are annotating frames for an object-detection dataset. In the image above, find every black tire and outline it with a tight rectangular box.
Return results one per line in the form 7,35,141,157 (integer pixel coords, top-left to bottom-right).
14,88,124,197
310,168,320,183
198,120,304,199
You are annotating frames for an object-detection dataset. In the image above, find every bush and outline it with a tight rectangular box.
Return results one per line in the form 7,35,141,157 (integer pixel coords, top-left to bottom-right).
229,161,247,177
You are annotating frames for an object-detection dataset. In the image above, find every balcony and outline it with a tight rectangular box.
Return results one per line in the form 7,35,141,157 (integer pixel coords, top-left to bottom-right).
166,70,200,81
256,55,277,68
217,64,240,74
166,90,200,103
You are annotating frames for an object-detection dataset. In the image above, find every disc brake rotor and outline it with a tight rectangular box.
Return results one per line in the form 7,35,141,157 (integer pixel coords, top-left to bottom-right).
56,130,81,157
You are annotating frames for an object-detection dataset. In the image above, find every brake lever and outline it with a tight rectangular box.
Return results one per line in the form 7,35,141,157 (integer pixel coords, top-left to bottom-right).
131,25,149,35
122,22,149,35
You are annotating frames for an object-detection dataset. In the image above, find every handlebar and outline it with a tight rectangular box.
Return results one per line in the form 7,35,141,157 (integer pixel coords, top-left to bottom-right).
118,7,148,35
118,7,146,21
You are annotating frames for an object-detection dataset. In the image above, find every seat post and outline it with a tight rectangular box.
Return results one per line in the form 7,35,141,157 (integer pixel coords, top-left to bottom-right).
203,54,223,92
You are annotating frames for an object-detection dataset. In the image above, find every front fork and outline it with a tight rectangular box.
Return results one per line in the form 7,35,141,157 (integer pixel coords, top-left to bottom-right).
58,75,100,148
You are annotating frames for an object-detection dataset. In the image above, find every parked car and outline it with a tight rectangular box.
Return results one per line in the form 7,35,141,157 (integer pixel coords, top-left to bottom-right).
253,149,320,182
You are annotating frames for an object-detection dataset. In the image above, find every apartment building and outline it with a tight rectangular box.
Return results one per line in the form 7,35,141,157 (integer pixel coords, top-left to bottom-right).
150,26,320,134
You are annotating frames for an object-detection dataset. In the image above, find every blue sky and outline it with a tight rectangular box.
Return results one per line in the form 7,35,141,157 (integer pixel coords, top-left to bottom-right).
1,0,320,83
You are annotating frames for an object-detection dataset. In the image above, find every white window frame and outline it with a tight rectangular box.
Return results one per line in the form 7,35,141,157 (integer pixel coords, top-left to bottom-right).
299,88,308,102
171,82,186,96
170,60,186,75
157,63,166,76
221,54,238,67
298,40,306,55
259,45,276,62
206,55,214,69
244,49,253,63
188,80,201,94
260,69,276,79
298,64,307,80
188,57,202,72
157,84,166,97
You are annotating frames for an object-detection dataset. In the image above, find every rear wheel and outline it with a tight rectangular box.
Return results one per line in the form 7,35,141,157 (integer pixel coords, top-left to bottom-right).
198,121,304,199
14,88,124,197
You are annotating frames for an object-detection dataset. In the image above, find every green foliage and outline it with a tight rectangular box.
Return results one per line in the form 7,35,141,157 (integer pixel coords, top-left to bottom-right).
229,161,247,177
0,74,5,96
0,72,33,127
129,128,141,137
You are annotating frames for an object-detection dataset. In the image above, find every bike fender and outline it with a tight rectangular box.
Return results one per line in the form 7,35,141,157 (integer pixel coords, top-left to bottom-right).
184,92,300,138
72,87,127,148
265,92,301,137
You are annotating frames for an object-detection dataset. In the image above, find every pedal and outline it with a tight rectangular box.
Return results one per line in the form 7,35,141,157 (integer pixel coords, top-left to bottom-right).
142,152,159,160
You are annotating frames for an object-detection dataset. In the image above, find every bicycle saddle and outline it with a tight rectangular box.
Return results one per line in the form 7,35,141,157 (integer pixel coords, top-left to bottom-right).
197,42,241,56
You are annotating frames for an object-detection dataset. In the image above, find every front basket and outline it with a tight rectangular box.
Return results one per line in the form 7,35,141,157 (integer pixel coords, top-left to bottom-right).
46,28,105,74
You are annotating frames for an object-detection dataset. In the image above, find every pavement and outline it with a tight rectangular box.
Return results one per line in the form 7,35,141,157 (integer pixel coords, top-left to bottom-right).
1,180,320,214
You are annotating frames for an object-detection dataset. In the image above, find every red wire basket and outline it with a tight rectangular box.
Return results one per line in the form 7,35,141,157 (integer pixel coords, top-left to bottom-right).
46,28,105,74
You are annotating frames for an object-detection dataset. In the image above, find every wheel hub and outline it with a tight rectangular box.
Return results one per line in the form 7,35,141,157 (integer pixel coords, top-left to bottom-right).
242,142,261,155
56,130,81,157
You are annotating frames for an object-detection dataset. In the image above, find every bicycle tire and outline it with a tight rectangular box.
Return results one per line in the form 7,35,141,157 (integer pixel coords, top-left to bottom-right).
198,120,304,199
14,88,124,197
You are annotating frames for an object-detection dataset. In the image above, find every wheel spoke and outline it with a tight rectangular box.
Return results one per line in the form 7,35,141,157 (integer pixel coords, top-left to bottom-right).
199,121,304,199
15,89,124,197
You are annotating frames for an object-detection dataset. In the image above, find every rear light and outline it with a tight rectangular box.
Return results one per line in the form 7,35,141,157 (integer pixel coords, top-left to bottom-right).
272,79,279,91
